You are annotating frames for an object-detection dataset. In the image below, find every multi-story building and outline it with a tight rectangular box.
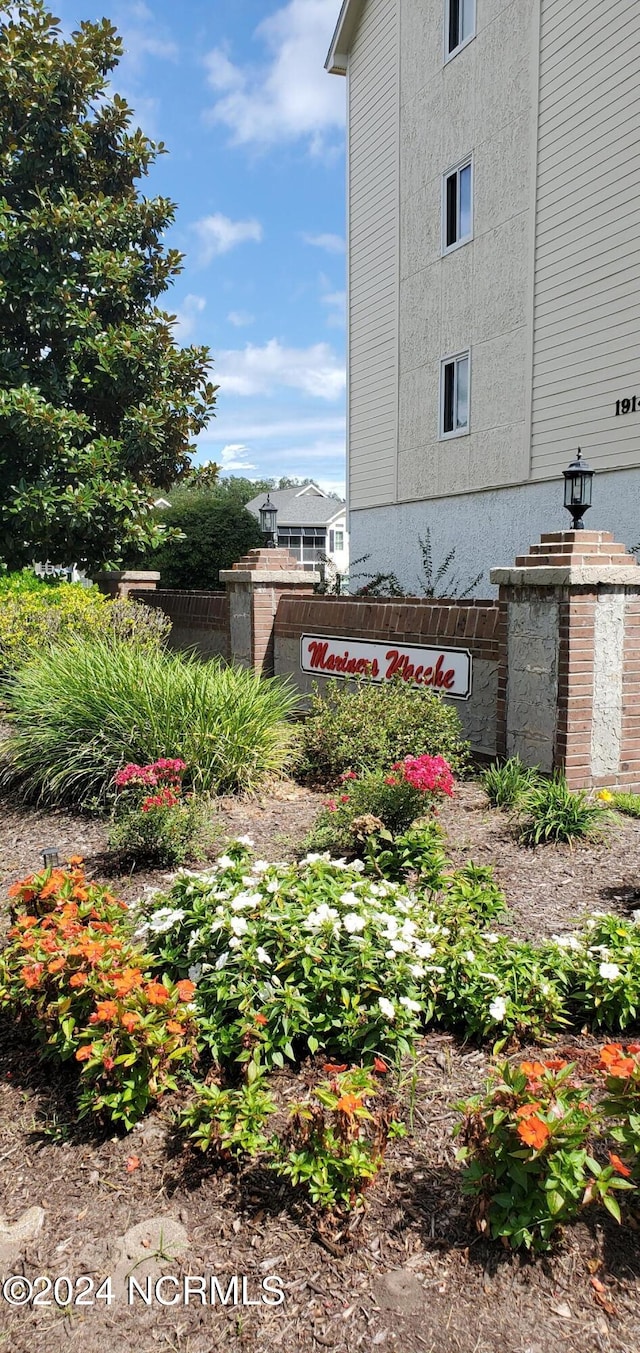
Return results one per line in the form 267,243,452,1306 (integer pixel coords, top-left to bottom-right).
245,483,349,577
327,0,640,592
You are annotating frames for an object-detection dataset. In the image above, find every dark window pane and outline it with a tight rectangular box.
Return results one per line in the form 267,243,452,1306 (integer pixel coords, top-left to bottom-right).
443,362,455,433
446,173,457,246
448,0,460,52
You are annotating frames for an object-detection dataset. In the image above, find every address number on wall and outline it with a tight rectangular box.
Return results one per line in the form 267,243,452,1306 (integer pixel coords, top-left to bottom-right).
615,397,640,416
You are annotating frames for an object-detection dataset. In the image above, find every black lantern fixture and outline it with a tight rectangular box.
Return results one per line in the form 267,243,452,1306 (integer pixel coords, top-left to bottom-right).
258,494,278,548
563,448,594,530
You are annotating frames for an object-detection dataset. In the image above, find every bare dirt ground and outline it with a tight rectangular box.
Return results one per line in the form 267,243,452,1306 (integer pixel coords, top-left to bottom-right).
0,780,638,1353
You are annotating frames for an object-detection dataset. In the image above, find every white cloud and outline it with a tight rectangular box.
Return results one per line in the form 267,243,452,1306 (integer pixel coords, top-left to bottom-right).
204,0,345,152
215,339,345,400
227,310,256,328
219,443,257,472
193,214,263,265
173,293,206,340
304,232,345,254
321,289,346,328
199,414,345,444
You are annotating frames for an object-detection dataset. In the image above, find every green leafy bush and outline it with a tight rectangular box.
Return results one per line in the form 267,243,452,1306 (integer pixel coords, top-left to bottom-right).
303,755,454,856
138,489,263,588
517,776,609,846
456,1059,622,1252
364,821,450,885
1,638,298,806
481,757,541,809
0,573,169,675
296,678,470,782
181,1079,276,1158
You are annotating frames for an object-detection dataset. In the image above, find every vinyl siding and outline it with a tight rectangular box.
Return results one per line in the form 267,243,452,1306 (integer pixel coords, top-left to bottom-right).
530,0,640,479
347,0,399,509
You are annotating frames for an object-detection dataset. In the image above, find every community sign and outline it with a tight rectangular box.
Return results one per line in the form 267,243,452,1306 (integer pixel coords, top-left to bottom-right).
300,634,472,700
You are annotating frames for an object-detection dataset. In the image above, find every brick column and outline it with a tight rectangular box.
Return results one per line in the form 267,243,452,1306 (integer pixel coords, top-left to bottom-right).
219,549,319,676
93,570,160,598
491,532,640,790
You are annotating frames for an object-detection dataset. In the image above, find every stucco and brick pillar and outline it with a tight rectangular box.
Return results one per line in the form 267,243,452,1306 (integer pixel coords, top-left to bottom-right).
491,532,640,790
219,549,319,677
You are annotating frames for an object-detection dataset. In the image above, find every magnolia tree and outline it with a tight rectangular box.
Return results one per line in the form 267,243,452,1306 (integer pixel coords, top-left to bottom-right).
0,1,217,569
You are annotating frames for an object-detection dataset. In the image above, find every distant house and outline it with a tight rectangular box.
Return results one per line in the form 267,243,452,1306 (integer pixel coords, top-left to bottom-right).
245,485,349,576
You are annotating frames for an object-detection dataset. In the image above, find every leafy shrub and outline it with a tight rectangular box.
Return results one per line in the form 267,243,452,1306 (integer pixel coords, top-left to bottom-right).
609,791,640,819
274,1066,404,1210
0,863,197,1128
1,638,299,806
138,845,432,1072
108,758,206,866
303,755,454,856
365,821,450,885
138,489,263,589
0,573,169,675
456,1059,622,1251
296,678,470,783
181,1079,276,1158
517,776,609,846
481,757,540,810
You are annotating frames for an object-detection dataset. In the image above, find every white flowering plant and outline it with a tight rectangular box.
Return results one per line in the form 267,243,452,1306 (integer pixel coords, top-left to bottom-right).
139,842,436,1072
545,914,640,1031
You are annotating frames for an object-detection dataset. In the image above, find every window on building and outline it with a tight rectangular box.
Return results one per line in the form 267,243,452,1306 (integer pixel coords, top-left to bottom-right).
445,0,475,59
329,528,344,553
278,528,327,563
443,159,472,252
440,352,470,438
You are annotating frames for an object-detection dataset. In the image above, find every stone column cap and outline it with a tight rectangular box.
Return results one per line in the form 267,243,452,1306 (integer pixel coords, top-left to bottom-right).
491,529,639,586
220,568,319,584
93,570,161,582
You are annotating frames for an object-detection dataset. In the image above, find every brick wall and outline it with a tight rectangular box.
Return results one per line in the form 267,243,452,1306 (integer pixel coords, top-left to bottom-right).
130,589,229,661
274,594,505,758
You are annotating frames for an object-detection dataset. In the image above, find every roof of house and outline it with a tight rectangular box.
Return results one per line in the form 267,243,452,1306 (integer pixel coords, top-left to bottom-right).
325,0,365,74
245,486,346,528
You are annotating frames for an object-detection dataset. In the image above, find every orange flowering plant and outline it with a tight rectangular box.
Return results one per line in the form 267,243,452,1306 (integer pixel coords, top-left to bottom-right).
0,863,197,1129
273,1065,405,1210
456,1058,629,1251
599,1042,640,1189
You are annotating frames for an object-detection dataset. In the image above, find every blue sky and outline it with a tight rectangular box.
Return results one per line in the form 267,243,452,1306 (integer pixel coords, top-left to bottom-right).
54,0,347,494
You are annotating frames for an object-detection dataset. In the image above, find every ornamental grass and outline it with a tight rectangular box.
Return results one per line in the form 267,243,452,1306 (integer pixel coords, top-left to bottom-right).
0,637,299,806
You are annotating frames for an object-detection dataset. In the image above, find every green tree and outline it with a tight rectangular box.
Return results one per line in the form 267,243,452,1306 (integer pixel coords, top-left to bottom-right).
0,1,217,570
148,490,263,589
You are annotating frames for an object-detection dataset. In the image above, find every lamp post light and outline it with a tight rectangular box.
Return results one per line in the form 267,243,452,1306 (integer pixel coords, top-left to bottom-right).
258,495,278,549
563,448,594,530
42,848,60,870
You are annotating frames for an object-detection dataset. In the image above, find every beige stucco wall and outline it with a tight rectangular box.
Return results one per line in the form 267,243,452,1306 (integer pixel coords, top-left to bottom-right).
396,0,540,505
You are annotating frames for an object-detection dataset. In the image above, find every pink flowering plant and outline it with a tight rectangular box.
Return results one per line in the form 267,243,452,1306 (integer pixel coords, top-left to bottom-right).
108,758,205,866
303,754,455,858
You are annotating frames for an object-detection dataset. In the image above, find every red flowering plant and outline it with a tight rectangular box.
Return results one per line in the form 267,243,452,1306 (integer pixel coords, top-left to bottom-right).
456,1058,629,1251
108,758,204,866
0,862,197,1129
303,755,455,858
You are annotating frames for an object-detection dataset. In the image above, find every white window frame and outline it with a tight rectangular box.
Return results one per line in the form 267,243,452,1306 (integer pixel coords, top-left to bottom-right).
441,155,473,255
330,528,345,553
439,350,471,440
444,0,476,64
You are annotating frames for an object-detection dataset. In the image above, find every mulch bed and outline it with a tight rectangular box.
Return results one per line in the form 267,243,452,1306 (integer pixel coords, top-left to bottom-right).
0,781,639,1352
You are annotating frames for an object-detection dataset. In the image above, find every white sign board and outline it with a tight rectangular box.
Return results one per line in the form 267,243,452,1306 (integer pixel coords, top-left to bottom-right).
300,634,472,700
